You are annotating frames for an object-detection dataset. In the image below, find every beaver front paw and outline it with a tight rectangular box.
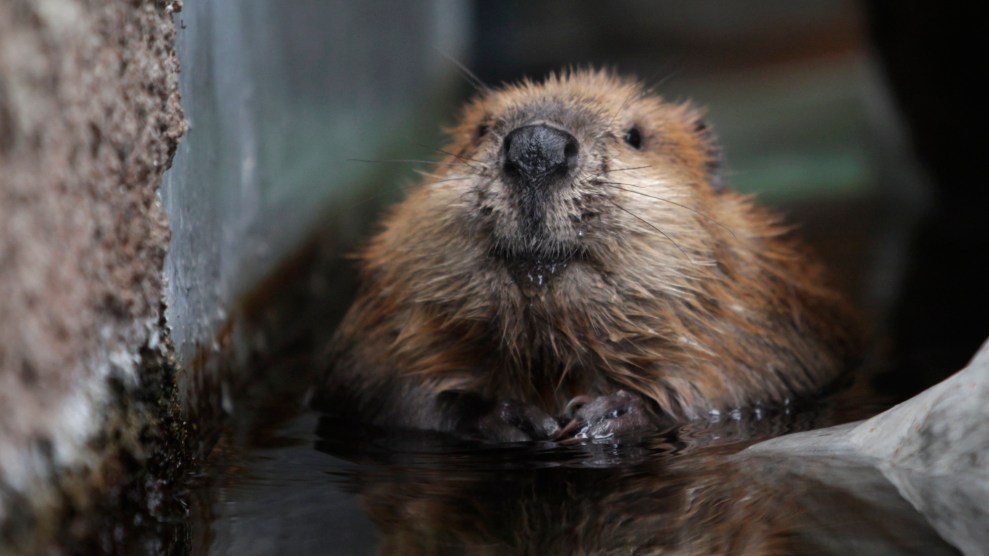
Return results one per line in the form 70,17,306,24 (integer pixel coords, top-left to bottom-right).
438,391,561,442
475,399,562,442
559,391,653,440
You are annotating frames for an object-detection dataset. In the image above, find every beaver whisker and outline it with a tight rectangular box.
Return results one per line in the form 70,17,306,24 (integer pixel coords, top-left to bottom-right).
606,198,697,264
606,85,648,131
431,146,486,165
436,49,491,94
429,148,489,175
602,164,653,174
596,180,738,240
348,158,478,173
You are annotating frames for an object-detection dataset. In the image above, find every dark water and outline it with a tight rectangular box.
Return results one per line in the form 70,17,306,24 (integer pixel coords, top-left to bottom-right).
182,407,959,556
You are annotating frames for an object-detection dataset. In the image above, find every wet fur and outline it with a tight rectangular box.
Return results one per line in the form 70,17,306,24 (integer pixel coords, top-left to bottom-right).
317,69,861,430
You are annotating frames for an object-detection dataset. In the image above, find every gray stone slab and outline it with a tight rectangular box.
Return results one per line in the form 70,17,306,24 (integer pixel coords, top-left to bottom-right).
748,336,989,555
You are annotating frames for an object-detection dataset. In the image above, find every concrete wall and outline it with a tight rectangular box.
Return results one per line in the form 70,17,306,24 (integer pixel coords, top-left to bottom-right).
161,0,468,400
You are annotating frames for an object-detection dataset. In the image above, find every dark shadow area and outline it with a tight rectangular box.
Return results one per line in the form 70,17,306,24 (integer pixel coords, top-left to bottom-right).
865,1,989,398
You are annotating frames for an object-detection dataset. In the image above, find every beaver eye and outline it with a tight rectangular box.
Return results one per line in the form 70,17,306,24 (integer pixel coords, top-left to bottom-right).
623,127,642,149
477,123,490,138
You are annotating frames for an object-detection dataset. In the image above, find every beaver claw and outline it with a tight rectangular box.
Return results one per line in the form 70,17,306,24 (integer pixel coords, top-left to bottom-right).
559,391,652,440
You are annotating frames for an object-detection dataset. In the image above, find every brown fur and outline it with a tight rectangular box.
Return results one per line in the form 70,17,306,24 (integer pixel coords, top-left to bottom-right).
317,69,861,431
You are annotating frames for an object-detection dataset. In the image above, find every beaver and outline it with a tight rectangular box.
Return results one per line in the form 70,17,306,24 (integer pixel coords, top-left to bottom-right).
314,69,862,441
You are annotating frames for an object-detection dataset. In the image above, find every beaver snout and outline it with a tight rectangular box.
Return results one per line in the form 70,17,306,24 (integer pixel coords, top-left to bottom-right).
502,124,579,189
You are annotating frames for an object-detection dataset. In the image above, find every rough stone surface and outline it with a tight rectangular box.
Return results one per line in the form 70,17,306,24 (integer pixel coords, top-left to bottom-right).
882,468,989,556
850,338,989,475
748,336,989,555
0,0,185,549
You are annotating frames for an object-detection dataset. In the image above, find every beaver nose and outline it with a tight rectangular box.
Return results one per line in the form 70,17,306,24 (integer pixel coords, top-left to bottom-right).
502,124,579,186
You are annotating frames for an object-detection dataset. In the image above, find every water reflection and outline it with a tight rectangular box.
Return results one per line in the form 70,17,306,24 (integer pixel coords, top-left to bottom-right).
302,414,957,556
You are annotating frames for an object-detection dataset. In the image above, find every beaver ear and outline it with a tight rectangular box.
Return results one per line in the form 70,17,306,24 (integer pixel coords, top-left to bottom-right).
693,119,726,193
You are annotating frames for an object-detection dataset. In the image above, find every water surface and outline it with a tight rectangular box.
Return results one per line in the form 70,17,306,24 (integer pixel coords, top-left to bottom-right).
191,407,959,555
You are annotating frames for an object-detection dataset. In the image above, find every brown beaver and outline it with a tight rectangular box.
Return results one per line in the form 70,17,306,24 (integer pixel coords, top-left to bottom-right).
314,69,862,441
